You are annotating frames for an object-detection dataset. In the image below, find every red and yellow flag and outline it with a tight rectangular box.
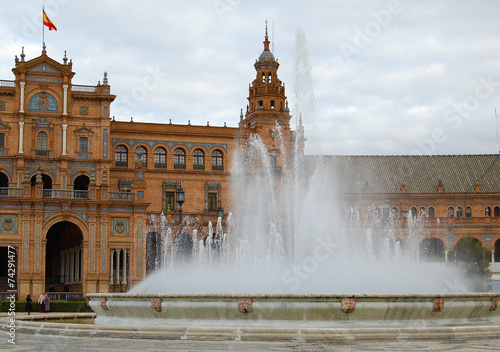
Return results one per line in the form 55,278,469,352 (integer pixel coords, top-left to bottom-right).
43,10,57,31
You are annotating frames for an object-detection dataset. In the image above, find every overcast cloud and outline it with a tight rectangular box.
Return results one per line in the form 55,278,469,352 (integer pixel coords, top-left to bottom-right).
1,0,500,156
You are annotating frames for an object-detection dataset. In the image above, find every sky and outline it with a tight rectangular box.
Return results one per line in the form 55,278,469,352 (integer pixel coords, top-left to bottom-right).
1,0,500,156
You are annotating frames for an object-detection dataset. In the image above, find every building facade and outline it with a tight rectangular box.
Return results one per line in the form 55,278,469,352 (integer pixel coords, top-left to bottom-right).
0,33,499,299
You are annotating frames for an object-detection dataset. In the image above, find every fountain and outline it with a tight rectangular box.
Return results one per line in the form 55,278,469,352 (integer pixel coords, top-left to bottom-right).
86,31,500,342
87,128,500,341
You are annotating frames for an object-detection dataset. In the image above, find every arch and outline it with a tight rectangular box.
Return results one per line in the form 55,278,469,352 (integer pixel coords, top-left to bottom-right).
30,173,53,190
154,147,166,168
428,206,435,218
448,206,454,217
495,206,500,217
0,171,9,189
115,145,128,167
193,149,205,170
410,207,417,218
452,234,487,248
73,174,90,198
419,207,426,217
146,232,164,275
211,149,224,171
391,207,398,218
174,148,186,170
486,206,491,217
135,145,148,167
456,206,463,217
173,231,193,263
465,206,472,218
45,221,84,292
420,238,445,262
28,92,58,112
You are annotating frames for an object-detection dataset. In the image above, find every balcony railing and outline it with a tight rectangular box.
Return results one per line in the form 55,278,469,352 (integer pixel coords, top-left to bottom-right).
71,84,97,93
36,149,50,157
43,189,89,199
109,191,135,201
174,163,186,170
0,187,22,197
193,164,205,170
212,165,224,171
0,80,15,87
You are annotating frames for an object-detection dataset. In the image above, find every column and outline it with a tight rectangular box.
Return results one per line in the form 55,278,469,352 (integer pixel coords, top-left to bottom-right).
109,249,114,285
65,251,70,283
18,122,24,154
122,249,127,285
62,84,68,115
62,124,68,156
115,249,121,284
69,250,75,283
445,250,449,263
19,81,25,113
60,253,65,284
75,248,80,283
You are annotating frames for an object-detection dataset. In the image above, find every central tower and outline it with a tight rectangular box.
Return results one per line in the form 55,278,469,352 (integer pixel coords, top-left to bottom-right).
239,23,295,169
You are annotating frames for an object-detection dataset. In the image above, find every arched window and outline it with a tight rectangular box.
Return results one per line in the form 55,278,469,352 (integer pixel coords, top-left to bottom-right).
448,207,454,217
135,146,147,167
36,131,48,156
268,73,272,83
495,206,500,217
391,207,398,218
212,150,223,171
174,148,186,169
420,207,426,217
262,73,266,83
73,175,90,198
457,207,463,218
428,207,435,218
486,206,491,217
410,207,417,218
193,149,205,170
465,206,472,218
115,145,128,167
154,147,166,168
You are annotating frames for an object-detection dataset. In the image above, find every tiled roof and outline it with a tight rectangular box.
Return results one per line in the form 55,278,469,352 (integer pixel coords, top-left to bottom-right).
304,154,500,194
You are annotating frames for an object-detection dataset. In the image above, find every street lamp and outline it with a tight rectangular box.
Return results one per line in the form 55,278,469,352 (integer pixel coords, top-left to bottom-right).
217,202,224,221
176,184,185,234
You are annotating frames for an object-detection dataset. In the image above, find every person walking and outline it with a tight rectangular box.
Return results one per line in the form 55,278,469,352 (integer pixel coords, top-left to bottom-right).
44,293,50,313
38,292,46,312
26,295,33,315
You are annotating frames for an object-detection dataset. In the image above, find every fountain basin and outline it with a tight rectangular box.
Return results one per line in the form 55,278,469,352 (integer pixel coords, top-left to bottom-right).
88,293,500,329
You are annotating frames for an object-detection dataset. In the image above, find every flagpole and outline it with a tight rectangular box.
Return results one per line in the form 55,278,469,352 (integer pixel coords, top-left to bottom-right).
42,5,45,51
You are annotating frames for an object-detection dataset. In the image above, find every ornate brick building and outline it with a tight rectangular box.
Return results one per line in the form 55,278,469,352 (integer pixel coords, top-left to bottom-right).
0,32,499,299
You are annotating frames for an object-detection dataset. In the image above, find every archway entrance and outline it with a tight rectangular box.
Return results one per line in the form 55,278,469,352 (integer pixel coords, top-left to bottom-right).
420,238,445,262
45,221,83,297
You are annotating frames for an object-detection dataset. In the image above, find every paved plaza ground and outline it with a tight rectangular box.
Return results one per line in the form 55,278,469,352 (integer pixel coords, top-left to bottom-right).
2,312,500,351
2,332,500,351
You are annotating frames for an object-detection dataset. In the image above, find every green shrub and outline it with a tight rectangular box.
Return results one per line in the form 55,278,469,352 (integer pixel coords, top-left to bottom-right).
0,300,92,313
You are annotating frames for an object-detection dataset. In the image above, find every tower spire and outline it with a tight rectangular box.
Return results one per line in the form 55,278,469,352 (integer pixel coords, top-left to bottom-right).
263,19,270,52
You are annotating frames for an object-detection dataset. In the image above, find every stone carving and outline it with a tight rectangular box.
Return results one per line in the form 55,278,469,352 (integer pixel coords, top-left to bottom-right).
100,297,109,311
238,298,252,313
151,297,162,312
341,297,356,313
433,297,445,312
490,297,498,311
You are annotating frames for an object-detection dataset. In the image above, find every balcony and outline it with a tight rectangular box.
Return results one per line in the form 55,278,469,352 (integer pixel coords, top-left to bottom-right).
193,164,205,171
174,163,186,170
212,165,224,172
0,187,21,197
43,189,89,199
109,191,135,201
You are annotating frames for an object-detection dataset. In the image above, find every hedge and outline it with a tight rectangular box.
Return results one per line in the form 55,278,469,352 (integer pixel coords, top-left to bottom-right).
0,300,93,313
